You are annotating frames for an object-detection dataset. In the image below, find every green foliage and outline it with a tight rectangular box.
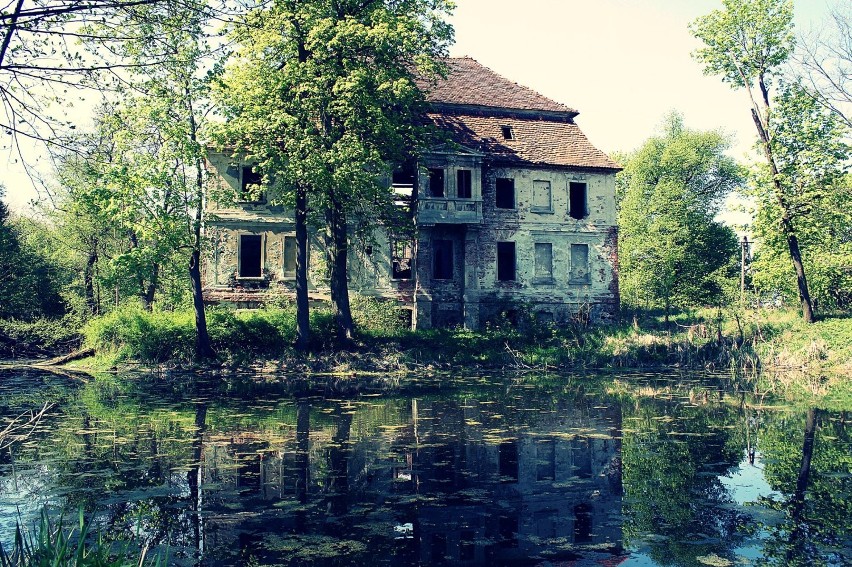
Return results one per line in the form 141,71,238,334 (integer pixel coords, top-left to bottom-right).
690,0,794,89
617,114,742,314
0,508,162,567
0,189,68,322
748,85,851,310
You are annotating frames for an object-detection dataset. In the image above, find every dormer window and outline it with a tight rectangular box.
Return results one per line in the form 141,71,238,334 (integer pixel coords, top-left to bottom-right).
500,125,514,140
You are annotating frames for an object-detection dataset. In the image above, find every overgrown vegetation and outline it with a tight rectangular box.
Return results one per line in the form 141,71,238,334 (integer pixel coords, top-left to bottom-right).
0,508,161,567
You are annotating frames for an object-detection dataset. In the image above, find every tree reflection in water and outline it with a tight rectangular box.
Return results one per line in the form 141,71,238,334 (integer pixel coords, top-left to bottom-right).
0,369,847,566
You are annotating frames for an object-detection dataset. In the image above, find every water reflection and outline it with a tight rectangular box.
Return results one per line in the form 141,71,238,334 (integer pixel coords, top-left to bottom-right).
0,369,848,566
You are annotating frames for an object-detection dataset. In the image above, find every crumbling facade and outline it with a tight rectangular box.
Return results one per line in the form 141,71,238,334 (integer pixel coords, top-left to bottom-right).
204,57,621,328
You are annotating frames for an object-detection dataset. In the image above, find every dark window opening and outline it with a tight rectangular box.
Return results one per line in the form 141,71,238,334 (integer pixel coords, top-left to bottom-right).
431,533,447,563
240,165,264,202
500,125,514,140
497,242,516,281
392,240,413,280
282,236,297,276
569,182,588,219
457,169,472,199
432,239,453,280
495,178,515,209
392,166,416,189
428,168,445,197
573,503,593,543
499,515,519,548
460,530,475,561
499,441,519,482
239,235,262,278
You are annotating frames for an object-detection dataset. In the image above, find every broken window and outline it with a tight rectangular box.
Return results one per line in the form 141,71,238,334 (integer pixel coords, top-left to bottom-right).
240,165,265,202
570,243,590,283
534,242,553,280
282,236,297,276
239,234,263,278
457,169,472,199
497,241,516,281
500,125,514,140
569,182,588,219
495,178,515,209
432,239,453,280
391,240,413,280
532,180,552,212
428,168,445,198
573,503,593,543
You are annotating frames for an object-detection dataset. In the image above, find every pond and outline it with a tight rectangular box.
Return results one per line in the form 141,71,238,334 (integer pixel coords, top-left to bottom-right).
0,367,848,566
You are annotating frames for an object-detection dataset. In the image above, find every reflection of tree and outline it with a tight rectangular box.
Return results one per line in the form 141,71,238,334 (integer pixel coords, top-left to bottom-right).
759,408,851,566
187,402,207,562
622,400,745,566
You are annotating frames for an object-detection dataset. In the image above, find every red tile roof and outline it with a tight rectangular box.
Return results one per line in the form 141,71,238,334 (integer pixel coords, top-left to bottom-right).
423,58,619,170
424,57,577,115
429,113,621,171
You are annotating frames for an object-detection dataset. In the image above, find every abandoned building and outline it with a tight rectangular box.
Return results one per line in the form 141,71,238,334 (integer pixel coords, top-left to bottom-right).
203,57,621,329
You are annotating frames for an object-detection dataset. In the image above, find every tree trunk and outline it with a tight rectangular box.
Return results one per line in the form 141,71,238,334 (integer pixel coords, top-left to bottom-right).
295,185,310,350
189,248,216,360
786,408,818,563
325,193,354,342
143,262,159,310
750,109,815,323
84,243,98,315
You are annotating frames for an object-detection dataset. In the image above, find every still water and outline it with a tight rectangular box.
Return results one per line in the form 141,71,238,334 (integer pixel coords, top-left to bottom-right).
0,368,848,566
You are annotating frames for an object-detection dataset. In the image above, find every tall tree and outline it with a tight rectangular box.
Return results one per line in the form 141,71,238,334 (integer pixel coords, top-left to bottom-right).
691,0,818,323
214,0,453,344
617,113,742,323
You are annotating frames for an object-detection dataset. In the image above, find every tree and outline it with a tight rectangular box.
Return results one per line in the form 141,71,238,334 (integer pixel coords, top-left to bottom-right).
794,4,851,129
214,0,453,344
617,113,742,323
691,0,818,323
747,84,850,310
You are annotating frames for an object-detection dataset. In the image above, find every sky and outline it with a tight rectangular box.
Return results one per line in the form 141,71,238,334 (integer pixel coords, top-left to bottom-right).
1,0,839,215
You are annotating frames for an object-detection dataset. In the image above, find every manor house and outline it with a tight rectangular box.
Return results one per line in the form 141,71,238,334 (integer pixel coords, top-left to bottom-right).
203,57,621,329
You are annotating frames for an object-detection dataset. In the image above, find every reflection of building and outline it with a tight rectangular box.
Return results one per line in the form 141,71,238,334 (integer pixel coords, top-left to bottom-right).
203,57,620,328
191,396,623,565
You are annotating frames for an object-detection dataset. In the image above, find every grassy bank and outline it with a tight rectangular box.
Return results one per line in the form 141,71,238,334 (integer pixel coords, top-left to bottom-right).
73,301,852,379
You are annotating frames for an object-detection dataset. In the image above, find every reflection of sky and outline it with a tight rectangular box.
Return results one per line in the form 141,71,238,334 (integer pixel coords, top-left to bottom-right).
0,469,62,547
720,451,781,505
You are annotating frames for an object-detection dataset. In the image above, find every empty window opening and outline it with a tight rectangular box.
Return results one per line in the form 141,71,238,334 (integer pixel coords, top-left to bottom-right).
240,165,264,202
537,439,556,481
573,503,593,543
392,240,413,280
569,182,588,219
460,530,476,561
532,180,552,212
499,441,519,482
428,168,445,198
534,243,553,280
457,169,472,199
392,166,416,189
430,534,447,563
497,241,516,281
499,515,519,548
239,234,263,278
282,236,297,276
570,243,590,284
432,239,453,280
495,178,515,209
500,125,514,140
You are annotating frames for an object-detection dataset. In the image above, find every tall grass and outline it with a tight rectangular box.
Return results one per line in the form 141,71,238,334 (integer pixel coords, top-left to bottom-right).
0,509,163,567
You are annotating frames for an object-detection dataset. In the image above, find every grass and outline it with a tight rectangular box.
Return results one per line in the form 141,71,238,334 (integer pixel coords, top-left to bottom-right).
0,508,163,567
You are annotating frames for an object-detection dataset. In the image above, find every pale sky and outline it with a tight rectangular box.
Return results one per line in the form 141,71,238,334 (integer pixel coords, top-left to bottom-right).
1,0,838,215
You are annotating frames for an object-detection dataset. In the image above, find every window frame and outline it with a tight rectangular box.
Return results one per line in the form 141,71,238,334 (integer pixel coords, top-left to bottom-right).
533,242,554,283
238,234,264,279
238,165,266,204
428,168,445,198
456,169,472,199
495,178,516,209
531,180,553,213
432,239,453,280
569,243,591,284
391,239,414,281
497,241,517,282
569,181,588,220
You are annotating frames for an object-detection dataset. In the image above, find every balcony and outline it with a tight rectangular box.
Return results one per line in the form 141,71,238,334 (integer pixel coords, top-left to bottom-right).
416,197,483,225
